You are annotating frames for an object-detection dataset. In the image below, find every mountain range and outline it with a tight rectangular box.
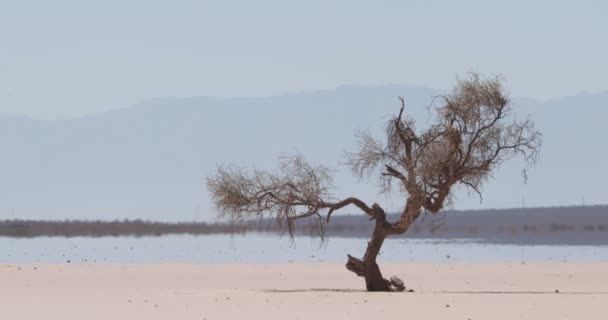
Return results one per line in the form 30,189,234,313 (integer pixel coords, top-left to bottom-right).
1,85,606,221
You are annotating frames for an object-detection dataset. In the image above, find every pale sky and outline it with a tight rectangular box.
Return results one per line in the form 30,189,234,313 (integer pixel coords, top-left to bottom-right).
1,0,607,119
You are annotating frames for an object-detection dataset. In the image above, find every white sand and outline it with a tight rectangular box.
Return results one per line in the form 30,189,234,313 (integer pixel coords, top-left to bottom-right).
2,262,606,319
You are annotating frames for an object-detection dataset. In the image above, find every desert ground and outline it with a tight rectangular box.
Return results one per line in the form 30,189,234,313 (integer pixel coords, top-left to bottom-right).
2,262,606,319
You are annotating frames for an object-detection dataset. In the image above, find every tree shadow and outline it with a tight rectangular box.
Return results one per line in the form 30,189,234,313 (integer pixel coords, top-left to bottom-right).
261,288,366,293
433,291,608,295
261,289,608,295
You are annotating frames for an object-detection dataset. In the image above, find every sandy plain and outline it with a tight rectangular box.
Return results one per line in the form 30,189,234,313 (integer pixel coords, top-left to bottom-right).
1,262,607,319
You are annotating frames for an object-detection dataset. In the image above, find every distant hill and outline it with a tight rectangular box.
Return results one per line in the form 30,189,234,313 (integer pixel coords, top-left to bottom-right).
0,86,607,221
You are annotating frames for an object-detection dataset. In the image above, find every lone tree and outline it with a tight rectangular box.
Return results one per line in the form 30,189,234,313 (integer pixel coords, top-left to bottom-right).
207,73,542,292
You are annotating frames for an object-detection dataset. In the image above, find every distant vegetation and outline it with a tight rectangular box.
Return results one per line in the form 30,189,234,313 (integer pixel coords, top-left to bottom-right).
1,205,606,245
0,219,272,238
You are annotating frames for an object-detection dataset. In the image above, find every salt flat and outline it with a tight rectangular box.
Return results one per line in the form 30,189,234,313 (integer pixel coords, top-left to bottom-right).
2,263,606,319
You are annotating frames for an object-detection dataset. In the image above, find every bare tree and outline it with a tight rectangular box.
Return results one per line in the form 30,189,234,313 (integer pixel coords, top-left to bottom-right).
207,73,542,292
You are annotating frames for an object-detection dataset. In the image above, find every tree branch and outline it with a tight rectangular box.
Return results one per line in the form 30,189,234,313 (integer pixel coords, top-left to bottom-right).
326,197,373,223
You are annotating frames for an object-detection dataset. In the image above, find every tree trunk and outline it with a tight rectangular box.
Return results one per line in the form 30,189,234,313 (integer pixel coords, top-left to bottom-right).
361,229,390,291
345,204,406,292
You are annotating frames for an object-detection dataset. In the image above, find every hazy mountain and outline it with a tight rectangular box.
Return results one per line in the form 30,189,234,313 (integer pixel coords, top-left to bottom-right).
0,86,606,221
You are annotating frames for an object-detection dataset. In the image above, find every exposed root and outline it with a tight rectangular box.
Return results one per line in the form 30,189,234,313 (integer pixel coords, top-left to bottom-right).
389,276,406,292
345,254,366,276
345,255,406,292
